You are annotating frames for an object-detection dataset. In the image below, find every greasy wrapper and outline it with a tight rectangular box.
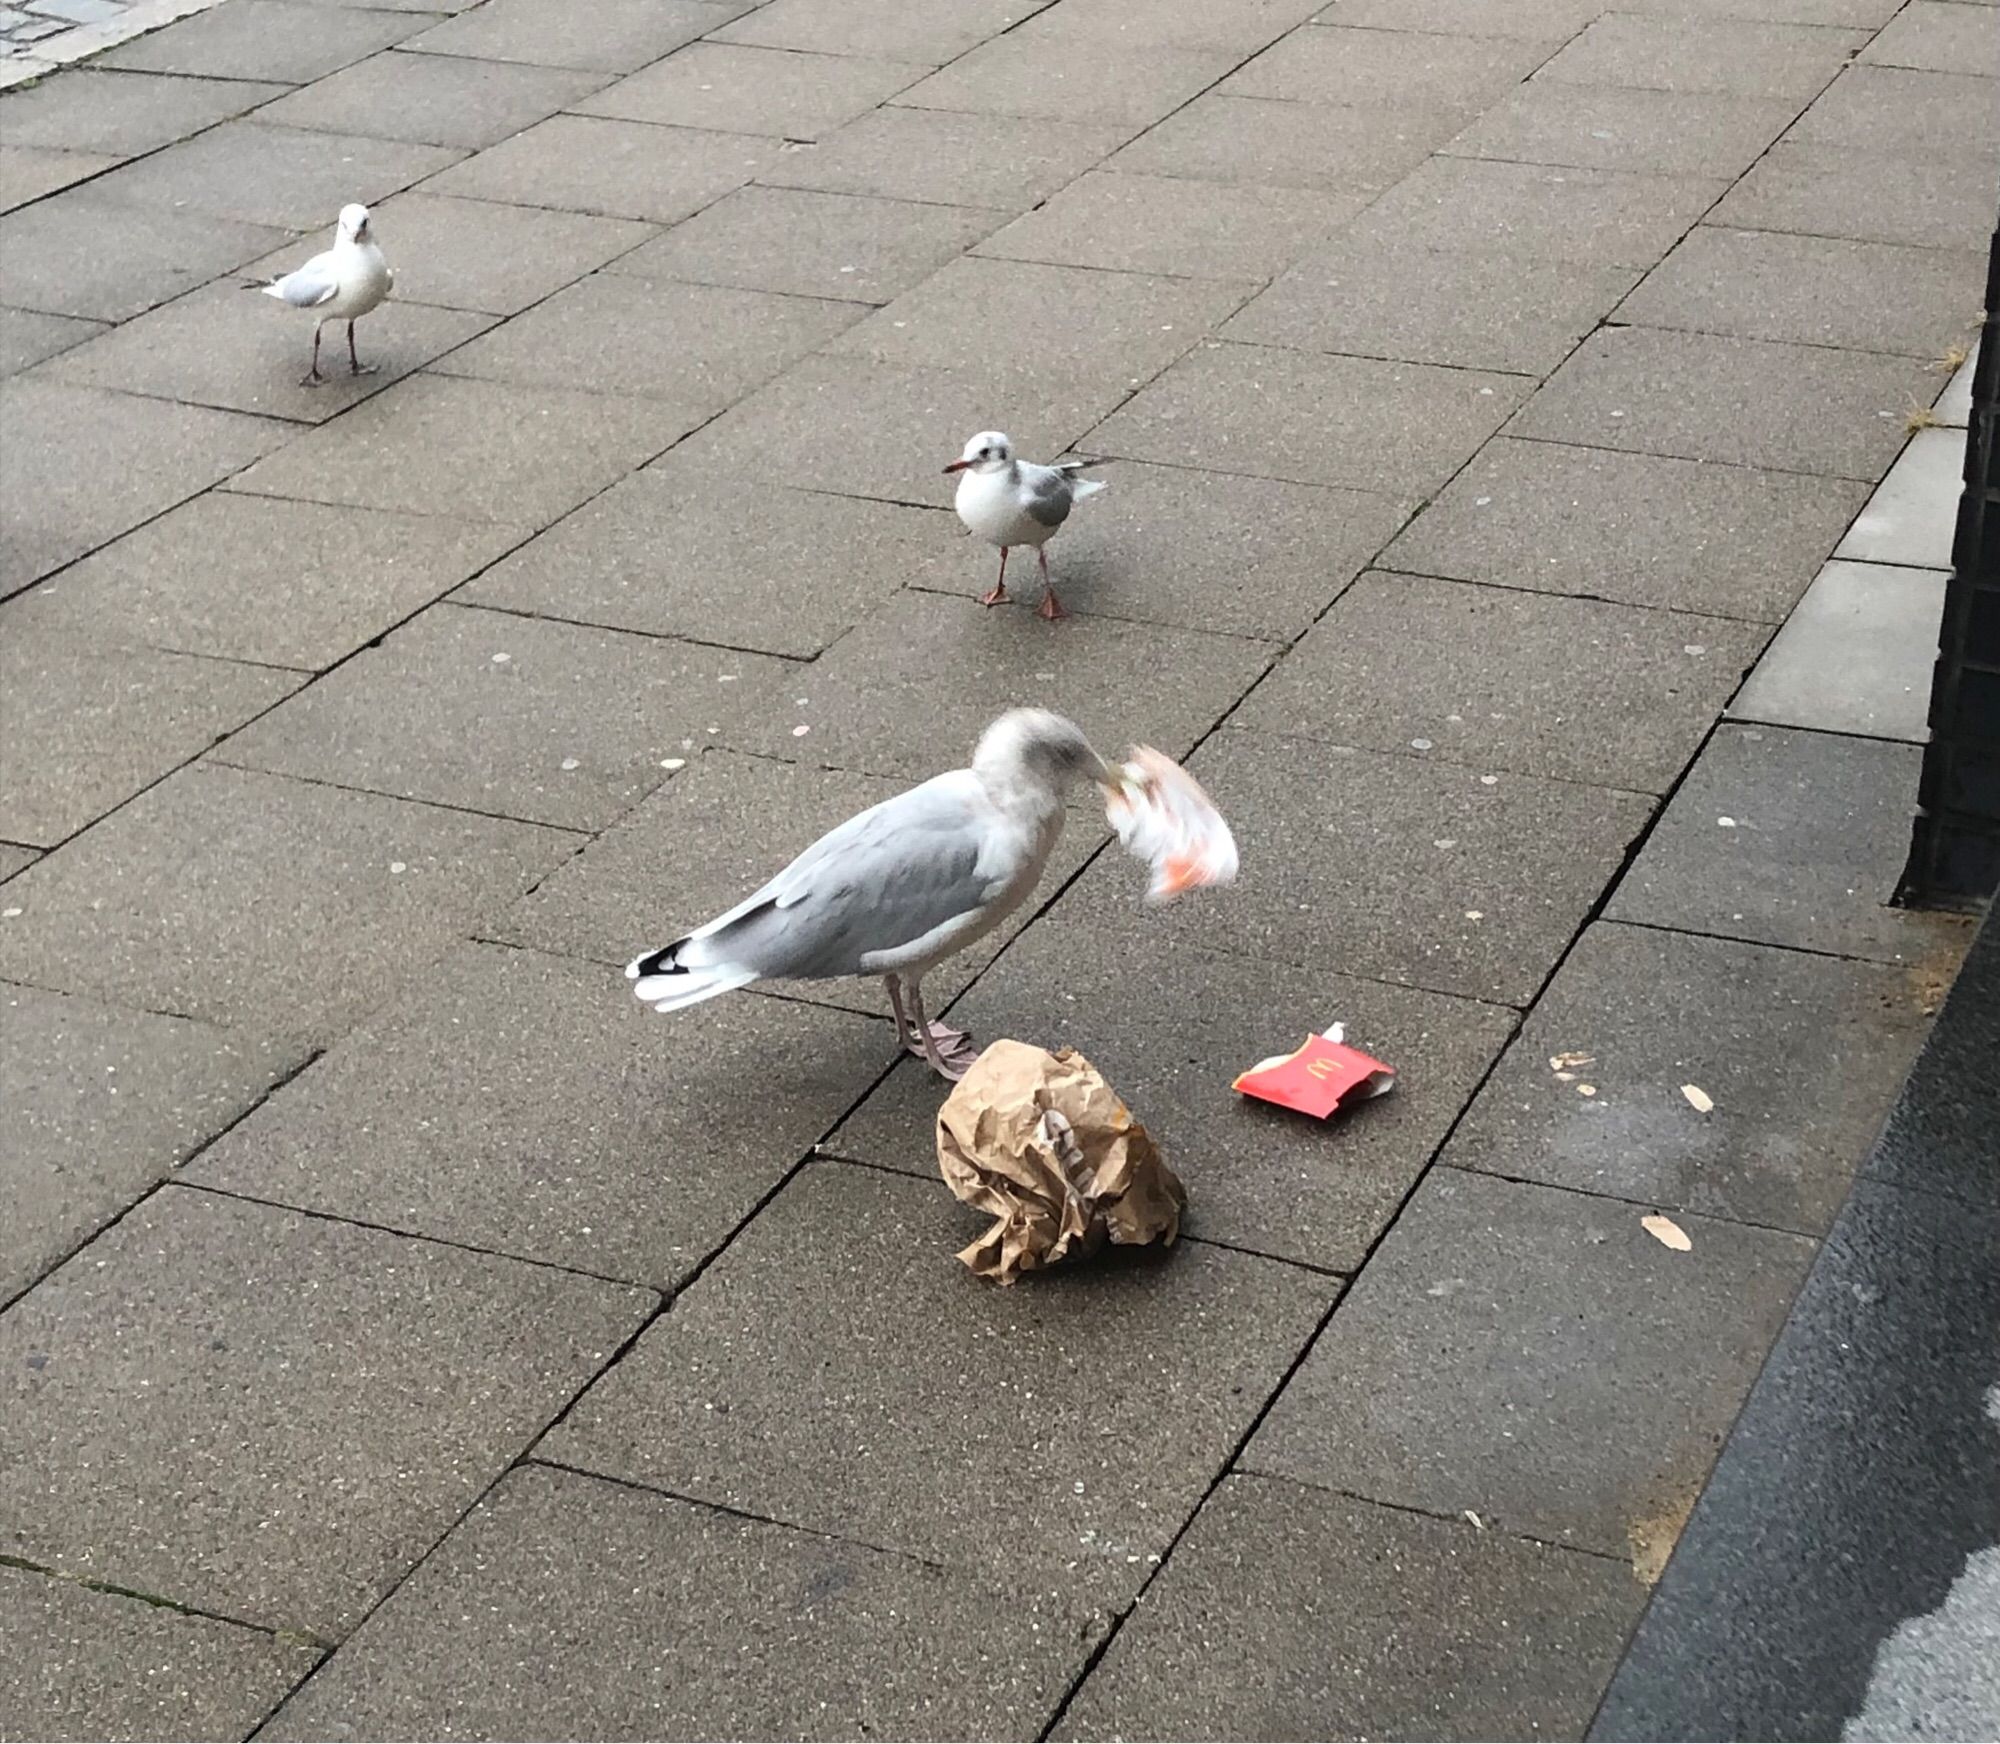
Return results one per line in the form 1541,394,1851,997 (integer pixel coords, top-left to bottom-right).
937,1040,1187,1285
1104,746,1238,902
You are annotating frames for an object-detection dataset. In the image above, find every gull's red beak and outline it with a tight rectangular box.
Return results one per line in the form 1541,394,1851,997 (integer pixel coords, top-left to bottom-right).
942,459,971,473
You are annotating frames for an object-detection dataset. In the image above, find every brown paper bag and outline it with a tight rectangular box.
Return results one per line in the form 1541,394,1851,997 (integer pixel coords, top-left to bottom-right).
936,1039,1187,1285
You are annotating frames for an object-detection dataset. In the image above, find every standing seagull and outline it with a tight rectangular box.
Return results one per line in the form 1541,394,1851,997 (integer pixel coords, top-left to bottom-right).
945,431,1106,621
628,710,1121,1079
247,203,393,387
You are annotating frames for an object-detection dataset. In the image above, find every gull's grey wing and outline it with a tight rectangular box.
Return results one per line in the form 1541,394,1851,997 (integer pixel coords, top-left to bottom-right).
267,252,340,308
684,771,1015,980
1018,461,1076,530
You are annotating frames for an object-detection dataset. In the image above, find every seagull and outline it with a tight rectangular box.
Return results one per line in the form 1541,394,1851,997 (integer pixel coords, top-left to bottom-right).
627,709,1122,1080
944,431,1106,621
246,202,393,387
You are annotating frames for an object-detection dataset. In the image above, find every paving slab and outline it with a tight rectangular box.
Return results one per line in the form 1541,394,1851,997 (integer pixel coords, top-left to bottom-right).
261,1464,1083,1743
1244,1164,1819,1559
39,276,492,422
826,256,1250,391
1024,0,1324,51
361,191,654,315
1612,0,1900,20
1342,155,1725,269
713,0,1051,63
81,120,460,230
400,0,746,73
0,762,576,1044
188,940,889,1290
1232,572,1764,792
894,32,1234,127
0,145,118,212
1223,23,1549,110
0,304,102,374
430,270,862,406
992,459,1408,642
0,1563,318,1744
1709,142,1999,253
254,48,607,149
1535,13,1868,95
1444,921,1930,1233
228,372,693,525
459,453,950,657
1509,326,1931,479
420,114,772,224
1443,82,1805,178
0,1187,651,1636
1862,0,2000,76
0,67,288,155
1834,427,1964,570
1088,342,1527,497
541,1159,1334,1603
1381,437,1866,622
1934,345,1976,427
216,602,790,831
0,618,298,846
711,589,1274,783
11,492,524,670
0,844,37,882
1053,1475,1643,1743
1223,238,1639,375
824,913,1517,1272
1314,0,1611,33
574,42,928,139
1105,91,1459,193
674,352,1130,507
0,378,287,599
1607,724,1961,965
490,748,1105,1020
1079,728,1652,1005
0,195,286,323
0,983,294,1305
1618,227,1984,359
95,0,427,80
978,169,1364,283
1728,560,1946,741
1786,65,2000,159
755,103,1132,211
608,184,999,305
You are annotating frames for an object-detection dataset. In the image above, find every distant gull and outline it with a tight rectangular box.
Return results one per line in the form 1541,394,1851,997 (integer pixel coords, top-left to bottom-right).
945,431,1107,621
629,710,1125,1080
246,202,394,387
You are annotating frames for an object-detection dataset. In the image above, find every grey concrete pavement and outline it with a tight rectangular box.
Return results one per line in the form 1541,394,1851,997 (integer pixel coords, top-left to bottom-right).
0,0,1989,1733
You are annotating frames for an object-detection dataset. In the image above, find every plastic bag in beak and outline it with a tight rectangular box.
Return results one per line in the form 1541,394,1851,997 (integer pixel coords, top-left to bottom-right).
1102,746,1238,902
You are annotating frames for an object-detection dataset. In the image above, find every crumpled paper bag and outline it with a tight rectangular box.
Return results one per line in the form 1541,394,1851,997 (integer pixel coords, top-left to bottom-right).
936,1039,1186,1285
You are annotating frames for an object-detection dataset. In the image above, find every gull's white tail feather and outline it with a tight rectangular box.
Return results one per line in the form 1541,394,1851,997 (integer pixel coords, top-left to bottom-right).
1071,478,1107,502
630,960,759,1011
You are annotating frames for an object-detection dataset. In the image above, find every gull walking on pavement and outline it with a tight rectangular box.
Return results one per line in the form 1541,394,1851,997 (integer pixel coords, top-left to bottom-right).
945,431,1106,621
628,709,1121,1080
247,202,393,387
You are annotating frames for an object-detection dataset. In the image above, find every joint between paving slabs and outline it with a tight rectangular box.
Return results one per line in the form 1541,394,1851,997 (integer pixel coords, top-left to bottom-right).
525,1456,955,1571
0,1549,329,1650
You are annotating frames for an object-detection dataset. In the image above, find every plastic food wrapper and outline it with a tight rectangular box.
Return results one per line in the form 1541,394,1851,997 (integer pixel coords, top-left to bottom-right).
1233,1024,1397,1120
1103,746,1238,902
936,1039,1187,1285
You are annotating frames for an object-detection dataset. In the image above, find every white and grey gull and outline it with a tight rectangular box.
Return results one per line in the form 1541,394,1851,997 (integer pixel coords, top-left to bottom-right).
629,710,1141,1080
945,430,1106,621
246,202,393,386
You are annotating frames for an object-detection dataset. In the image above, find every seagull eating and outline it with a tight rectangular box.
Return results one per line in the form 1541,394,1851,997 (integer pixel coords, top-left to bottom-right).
246,202,394,387
627,709,1232,1080
944,431,1106,621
